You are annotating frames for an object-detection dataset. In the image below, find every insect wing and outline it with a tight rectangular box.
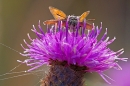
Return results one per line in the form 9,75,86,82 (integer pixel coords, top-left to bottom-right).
79,11,90,22
49,6,67,20
86,23,93,30
80,22,93,30
43,19,58,25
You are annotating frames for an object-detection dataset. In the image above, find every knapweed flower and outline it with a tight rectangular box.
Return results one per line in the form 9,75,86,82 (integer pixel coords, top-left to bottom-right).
20,17,127,85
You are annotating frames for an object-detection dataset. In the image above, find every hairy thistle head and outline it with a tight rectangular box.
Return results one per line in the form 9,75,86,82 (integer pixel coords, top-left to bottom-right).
20,17,127,85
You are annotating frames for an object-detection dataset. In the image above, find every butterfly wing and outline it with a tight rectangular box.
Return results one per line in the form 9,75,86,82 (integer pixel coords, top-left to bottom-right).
49,6,67,20
80,22,93,30
86,23,93,30
43,19,58,25
79,11,90,22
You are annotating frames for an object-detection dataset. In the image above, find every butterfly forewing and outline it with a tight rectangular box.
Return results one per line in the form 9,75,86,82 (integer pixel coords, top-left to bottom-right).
49,6,67,20
79,11,90,22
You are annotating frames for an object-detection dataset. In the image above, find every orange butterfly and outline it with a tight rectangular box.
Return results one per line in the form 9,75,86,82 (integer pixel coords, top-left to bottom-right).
43,6,94,30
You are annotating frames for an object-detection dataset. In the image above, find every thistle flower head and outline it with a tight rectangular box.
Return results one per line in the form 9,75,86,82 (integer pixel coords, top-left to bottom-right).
20,18,127,83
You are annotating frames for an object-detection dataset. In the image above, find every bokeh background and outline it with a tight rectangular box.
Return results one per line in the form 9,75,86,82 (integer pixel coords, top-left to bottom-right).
0,0,130,86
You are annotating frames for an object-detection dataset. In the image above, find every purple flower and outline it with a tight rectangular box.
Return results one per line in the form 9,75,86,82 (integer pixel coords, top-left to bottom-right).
20,18,127,84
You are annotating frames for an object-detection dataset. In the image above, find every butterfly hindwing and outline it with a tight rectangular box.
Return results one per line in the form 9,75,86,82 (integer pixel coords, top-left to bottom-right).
79,22,93,30
43,19,58,25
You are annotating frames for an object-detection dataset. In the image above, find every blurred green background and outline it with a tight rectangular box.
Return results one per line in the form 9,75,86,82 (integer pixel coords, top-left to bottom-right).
0,0,130,86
